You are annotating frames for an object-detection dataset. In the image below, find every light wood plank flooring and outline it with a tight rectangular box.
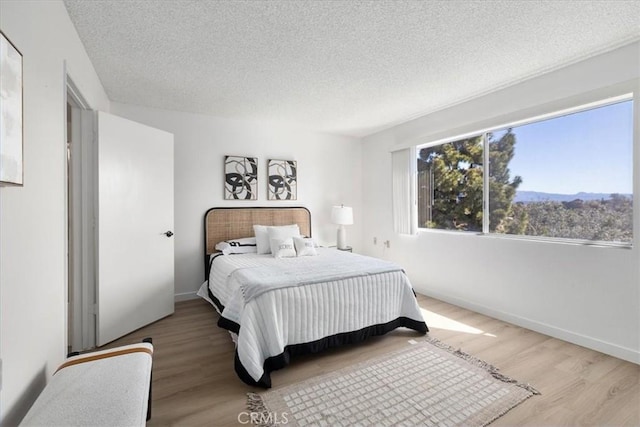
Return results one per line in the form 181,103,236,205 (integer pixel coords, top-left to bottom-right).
108,295,640,426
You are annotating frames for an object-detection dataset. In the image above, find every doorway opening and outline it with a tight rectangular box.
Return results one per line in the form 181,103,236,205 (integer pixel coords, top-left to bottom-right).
65,76,96,352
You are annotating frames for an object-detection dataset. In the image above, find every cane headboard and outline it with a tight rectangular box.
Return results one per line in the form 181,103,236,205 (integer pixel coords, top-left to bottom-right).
204,206,312,256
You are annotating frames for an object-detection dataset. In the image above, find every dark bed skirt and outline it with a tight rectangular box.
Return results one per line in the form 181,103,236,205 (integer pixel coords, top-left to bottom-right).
232,316,428,388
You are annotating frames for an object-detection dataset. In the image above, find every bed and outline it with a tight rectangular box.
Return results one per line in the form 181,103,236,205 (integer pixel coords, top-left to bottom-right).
197,206,428,388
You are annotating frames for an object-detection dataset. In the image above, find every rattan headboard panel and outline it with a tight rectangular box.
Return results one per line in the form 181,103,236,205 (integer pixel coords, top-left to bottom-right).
204,207,311,255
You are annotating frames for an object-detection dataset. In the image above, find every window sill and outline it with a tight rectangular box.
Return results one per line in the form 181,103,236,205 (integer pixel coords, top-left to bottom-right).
416,228,632,249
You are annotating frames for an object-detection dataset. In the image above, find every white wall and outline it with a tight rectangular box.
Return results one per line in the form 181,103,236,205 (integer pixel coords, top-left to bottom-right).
110,103,364,300
361,42,640,364
0,1,110,424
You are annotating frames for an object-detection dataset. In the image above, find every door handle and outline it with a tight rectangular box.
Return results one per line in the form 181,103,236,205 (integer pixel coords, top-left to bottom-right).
164,231,174,237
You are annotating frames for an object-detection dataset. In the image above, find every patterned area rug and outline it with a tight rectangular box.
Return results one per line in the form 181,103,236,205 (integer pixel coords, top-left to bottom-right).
248,337,539,427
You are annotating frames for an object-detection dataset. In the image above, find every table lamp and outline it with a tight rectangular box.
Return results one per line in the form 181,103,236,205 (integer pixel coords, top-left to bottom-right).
331,205,353,250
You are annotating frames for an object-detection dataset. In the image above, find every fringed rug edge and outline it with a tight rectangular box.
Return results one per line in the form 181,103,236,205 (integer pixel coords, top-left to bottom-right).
424,335,541,396
246,392,276,427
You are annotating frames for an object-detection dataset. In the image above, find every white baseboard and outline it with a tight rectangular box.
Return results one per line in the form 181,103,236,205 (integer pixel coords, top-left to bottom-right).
422,288,640,365
174,291,198,302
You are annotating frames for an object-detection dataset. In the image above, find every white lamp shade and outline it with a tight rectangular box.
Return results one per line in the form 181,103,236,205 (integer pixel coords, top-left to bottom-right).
331,205,353,225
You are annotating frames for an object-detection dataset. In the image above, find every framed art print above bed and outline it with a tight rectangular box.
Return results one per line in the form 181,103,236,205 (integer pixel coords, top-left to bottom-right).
224,155,258,200
267,159,297,200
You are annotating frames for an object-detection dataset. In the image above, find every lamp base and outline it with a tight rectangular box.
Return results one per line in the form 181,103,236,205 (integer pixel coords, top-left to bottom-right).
337,225,347,250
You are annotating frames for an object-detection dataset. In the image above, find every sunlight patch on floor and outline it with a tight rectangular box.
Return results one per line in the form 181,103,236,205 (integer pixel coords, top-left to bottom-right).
421,308,496,337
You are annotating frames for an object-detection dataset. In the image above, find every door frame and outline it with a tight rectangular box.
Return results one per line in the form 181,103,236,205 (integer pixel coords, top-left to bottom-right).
65,71,96,352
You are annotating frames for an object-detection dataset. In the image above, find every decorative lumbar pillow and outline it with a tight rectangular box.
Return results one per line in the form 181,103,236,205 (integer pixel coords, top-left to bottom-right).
270,237,297,258
215,237,257,256
255,224,300,254
266,224,301,254
293,236,318,257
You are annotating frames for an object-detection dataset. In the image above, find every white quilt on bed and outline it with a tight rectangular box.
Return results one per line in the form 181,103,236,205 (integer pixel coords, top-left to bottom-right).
200,248,426,384
233,250,402,301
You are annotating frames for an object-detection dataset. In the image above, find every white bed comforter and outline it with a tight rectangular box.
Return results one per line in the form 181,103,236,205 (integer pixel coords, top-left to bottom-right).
198,248,427,387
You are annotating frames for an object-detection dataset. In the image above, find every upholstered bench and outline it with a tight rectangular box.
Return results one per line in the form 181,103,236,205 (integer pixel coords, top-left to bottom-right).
20,339,153,426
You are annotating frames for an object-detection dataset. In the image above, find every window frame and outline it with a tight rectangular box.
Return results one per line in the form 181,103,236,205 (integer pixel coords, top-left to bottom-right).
415,93,634,248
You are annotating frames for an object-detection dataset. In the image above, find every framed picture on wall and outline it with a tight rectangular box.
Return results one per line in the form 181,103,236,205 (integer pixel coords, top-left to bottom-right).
224,155,258,200
0,31,24,186
268,159,297,200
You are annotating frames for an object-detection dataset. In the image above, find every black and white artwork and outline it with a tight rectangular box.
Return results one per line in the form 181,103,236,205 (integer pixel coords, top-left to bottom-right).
268,159,297,200
224,156,257,200
1,31,23,186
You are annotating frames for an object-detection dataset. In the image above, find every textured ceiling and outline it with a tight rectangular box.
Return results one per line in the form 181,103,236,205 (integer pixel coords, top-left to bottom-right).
63,0,640,137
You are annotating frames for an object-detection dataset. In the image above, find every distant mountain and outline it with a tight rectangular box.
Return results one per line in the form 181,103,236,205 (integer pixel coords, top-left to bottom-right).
514,191,632,203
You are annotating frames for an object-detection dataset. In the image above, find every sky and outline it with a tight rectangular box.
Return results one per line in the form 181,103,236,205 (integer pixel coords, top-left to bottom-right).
494,100,634,195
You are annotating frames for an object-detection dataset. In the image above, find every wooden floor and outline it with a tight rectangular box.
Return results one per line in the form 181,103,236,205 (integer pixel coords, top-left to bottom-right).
109,295,640,426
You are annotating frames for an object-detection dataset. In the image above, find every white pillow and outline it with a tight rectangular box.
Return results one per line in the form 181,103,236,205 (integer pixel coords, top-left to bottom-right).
253,225,270,254
270,237,297,258
215,237,257,255
265,224,301,255
293,237,318,257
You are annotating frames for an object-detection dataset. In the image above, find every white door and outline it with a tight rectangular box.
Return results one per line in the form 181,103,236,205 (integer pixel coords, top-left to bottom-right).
97,111,174,346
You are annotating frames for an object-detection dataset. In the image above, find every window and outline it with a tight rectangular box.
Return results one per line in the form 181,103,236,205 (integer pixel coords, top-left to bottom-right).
417,97,634,245
417,136,484,232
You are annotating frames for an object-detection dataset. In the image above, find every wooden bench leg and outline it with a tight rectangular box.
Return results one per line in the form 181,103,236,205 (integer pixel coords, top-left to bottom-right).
143,337,153,421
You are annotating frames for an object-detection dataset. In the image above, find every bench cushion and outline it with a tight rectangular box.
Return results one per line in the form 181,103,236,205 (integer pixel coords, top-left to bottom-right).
20,343,153,427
